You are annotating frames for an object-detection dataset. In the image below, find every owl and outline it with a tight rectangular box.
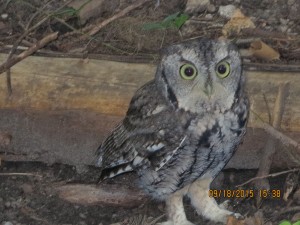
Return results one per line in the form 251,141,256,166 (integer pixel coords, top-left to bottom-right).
96,38,249,225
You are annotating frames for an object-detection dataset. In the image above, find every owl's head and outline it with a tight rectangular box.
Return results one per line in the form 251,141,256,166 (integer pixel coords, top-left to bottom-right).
156,38,244,113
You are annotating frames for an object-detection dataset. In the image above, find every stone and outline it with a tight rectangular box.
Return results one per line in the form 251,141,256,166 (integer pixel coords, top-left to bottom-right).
218,4,236,19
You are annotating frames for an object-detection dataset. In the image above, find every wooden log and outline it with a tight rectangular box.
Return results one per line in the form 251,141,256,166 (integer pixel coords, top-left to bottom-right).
0,54,299,131
0,54,299,169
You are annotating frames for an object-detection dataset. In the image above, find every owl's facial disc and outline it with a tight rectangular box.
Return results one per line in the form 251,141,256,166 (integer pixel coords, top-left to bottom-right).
156,38,242,113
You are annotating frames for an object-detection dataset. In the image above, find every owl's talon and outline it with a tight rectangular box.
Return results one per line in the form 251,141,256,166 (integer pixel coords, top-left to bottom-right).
219,200,231,210
231,212,244,220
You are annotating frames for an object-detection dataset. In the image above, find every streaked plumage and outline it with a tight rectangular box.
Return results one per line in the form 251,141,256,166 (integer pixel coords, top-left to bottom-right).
96,38,249,224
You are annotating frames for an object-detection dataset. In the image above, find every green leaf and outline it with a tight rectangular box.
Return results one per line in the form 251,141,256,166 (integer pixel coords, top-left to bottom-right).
53,7,79,18
142,22,165,30
142,12,189,31
292,221,300,225
279,221,292,225
162,12,181,23
173,13,189,29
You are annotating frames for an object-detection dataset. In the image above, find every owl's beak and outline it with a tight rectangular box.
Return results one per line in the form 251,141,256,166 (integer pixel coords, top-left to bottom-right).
203,82,213,98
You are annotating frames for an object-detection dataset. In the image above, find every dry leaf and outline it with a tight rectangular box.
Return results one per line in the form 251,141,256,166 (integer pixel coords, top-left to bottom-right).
292,212,300,222
244,211,264,225
293,188,300,204
250,40,280,61
68,0,119,24
226,216,245,225
0,132,12,147
283,173,299,201
222,9,255,37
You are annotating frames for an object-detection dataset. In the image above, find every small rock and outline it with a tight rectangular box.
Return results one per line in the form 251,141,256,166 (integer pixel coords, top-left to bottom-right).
218,5,236,19
288,0,296,5
79,213,87,219
205,14,213,20
75,164,88,174
207,4,216,13
2,222,13,225
259,9,271,20
279,25,288,33
1,13,8,20
4,201,11,208
280,18,289,25
21,184,33,194
185,0,210,14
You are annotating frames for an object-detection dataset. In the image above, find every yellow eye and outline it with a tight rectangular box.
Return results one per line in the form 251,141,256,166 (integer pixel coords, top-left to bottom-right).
216,61,230,78
180,64,197,80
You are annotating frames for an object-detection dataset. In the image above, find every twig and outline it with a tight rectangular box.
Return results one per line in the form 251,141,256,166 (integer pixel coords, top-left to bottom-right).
241,28,299,41
25,0,56,31
251,105,300,154
6,69,12,96
254,83,289,195
236,168,299,187
0,172,42,177
1,0,72,92
262,93,271,124
260,121,300,151
21,206,53,225
278,206,300,215
270,205,300,222
80,0,151,40
0,32,58,75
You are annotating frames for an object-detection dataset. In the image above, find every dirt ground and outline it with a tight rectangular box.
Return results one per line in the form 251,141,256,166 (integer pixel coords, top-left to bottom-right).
0,0,300,225
0,161,296,225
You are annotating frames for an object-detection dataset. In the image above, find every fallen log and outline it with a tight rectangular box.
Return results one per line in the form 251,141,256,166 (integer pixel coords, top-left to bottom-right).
57,183,147,208
0,54,299,169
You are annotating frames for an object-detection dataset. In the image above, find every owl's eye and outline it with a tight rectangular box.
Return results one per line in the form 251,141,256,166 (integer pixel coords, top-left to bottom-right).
180,64,197,80
216,61,230,78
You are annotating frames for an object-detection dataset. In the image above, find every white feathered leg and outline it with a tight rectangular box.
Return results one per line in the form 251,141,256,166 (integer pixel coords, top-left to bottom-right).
187,178,242,224
157,186,194,225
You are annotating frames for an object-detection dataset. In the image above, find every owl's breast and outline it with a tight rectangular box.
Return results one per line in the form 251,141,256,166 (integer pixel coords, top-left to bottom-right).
139,99,248,200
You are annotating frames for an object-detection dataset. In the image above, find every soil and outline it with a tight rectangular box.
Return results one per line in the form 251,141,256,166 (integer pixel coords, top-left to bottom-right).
0,161,297,225
0,0,300,225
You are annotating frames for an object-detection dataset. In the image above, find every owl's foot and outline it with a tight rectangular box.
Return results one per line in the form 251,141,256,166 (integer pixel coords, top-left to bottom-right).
156,220,195,225
160,187,195,225
219,200,244,219
188,178,244,224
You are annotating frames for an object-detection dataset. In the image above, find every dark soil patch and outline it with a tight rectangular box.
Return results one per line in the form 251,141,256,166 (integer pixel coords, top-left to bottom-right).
0,161,298,225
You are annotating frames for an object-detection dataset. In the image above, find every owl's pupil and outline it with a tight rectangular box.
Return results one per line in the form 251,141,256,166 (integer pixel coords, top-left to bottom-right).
217,64,226,74
184,67,194,77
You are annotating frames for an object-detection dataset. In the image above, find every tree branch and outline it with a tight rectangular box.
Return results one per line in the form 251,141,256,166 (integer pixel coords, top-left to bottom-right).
0,32,58,75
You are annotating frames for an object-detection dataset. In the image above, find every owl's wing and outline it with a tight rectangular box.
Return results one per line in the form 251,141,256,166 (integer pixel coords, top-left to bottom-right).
96,81,186,180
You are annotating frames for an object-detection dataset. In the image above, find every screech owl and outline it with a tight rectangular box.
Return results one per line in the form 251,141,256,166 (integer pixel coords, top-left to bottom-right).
96,38,249,225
